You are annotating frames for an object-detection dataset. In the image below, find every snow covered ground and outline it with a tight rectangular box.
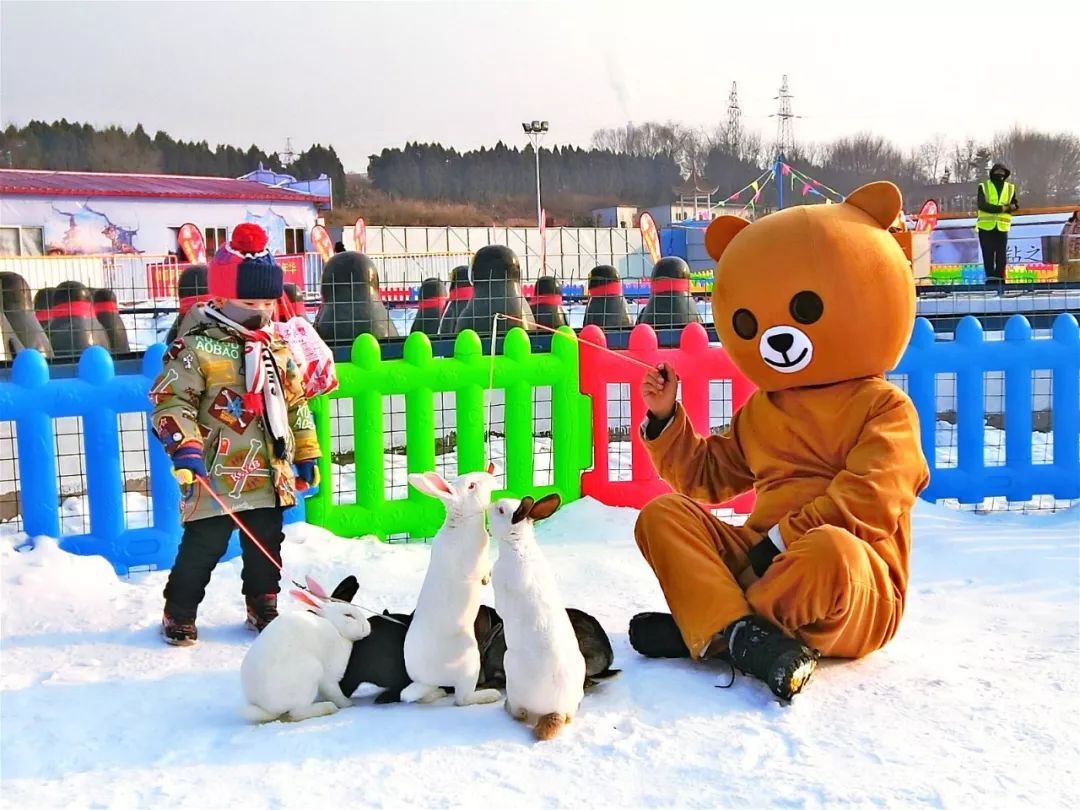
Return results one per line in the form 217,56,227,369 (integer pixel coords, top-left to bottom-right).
1,498,1077,808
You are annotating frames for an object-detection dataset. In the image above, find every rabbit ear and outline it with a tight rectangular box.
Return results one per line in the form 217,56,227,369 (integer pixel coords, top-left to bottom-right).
305,575,328,599
408,471,453,500
528,493,562,523
511,497,534,525
290,589,321,609
331,575,359,602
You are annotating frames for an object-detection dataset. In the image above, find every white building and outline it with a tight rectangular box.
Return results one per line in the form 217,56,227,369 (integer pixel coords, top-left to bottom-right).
0,169,330,258
591,205,639,228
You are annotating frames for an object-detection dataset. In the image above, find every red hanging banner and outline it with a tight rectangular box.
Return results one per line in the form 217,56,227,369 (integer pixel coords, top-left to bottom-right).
353,217,367,252
178,223,206,263
311,225,334,262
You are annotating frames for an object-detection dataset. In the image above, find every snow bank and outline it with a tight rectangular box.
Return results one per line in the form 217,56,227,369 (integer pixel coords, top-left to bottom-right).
1,499,1077,808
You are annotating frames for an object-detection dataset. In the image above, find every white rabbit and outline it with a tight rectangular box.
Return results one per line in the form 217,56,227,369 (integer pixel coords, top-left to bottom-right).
401,470,502,707
241,590,372,723
488,493,585,740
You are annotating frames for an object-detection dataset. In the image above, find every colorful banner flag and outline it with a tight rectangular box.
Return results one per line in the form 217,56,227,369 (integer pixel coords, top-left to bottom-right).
781,164,792,176
177,223,206,263
750,181,760,193
801,183,811,196
310,225,334,262
638,212,661,264
353,217,367,252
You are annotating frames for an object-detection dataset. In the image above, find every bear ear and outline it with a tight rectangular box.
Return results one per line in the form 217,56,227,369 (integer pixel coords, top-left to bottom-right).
704,216,751,261
845,181,903,229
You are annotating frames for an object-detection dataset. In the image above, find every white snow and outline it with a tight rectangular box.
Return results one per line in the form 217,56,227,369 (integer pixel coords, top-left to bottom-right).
1,498,1077,808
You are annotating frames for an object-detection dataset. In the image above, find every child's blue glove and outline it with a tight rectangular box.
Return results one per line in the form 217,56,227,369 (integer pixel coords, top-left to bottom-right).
172,444,207,497
295,459,320,489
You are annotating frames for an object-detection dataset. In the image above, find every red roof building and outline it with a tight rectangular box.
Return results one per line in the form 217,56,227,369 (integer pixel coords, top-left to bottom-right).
0,169,329,205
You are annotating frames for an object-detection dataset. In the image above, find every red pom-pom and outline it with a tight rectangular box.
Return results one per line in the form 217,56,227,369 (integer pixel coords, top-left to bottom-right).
230,223,268,254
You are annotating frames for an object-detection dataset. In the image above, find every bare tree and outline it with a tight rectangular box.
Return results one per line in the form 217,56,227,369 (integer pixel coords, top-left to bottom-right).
916,134,948,183
992,128,1080,206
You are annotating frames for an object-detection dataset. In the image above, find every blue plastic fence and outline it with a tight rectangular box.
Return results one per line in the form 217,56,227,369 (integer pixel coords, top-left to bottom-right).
894,314,1079,504
0,344,309,574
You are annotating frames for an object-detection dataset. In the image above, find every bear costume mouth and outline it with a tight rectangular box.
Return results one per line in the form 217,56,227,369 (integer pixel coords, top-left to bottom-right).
758,326,814,373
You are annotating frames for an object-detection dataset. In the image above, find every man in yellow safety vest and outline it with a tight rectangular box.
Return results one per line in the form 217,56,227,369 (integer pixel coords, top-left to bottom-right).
975,162,1019,285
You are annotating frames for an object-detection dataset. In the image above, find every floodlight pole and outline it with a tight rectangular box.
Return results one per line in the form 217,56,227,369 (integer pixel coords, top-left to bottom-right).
522,120,549,230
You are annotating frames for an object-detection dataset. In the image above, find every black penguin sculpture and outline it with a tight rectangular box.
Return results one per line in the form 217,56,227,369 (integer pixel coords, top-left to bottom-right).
438,265,473,335
33,287,56,329
166,264,209,344
410,277,448,336
283,282,307,318
44,281,111,359
582,264,632,329
454,245,535,335
636,256,701,329
92,288,131,353
0,272,53,357
531,275,568,330
312,251,399,343
1,311,24,361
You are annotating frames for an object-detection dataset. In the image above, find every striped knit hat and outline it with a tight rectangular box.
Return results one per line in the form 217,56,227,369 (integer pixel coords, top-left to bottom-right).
208,223,283,300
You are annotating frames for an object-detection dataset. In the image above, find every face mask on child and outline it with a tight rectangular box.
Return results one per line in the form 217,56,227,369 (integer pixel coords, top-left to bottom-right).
220,301,272,330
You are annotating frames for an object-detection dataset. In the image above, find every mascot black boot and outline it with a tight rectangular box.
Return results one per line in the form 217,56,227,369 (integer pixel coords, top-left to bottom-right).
92,288,131,353
438,265,473,335
532,275,568,330
313,251,399,343
411,277,448,336
0,272,52,357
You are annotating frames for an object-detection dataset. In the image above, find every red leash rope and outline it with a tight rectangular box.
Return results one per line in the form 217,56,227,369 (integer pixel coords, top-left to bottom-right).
193,476,405,623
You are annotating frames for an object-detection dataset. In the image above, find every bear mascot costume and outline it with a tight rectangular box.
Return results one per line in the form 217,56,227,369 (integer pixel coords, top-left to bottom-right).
629,181,929,701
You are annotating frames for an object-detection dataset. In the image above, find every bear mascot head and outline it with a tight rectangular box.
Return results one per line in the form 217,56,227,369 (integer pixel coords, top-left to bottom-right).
705,181,914,392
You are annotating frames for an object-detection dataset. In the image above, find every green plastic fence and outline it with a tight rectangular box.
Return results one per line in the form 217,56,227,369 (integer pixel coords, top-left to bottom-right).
306,327,592,541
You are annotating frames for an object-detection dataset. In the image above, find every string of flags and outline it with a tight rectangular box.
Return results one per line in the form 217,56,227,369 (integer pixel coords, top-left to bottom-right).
706,159,846,217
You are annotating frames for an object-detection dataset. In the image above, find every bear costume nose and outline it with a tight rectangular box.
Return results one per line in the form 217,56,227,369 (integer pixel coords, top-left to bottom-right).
767,332,795,354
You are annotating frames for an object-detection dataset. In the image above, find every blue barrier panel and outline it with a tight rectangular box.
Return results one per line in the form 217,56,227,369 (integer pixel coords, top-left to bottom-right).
0,346,181,573
895,313,1080,504
0,346,310,574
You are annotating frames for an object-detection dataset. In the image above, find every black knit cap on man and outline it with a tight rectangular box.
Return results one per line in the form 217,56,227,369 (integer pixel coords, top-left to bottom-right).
976,162,1020,286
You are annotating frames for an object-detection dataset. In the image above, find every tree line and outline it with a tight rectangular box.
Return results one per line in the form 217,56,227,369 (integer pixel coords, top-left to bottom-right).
0,120,347,204
367,141,683,206
591,122,1080,208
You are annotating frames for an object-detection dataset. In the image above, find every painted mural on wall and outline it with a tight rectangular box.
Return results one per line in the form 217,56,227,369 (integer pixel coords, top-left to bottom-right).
44,201,142,255
243,209,287,254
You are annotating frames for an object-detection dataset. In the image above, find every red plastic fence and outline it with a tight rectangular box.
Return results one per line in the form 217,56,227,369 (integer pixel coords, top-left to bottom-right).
579,322,757,513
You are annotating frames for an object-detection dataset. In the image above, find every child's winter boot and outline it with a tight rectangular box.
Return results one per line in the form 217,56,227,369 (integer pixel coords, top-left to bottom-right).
162,604,198,646
245,593,279,632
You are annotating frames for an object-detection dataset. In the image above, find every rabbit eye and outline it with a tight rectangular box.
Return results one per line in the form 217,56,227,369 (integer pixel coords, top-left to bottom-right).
469,483,477,490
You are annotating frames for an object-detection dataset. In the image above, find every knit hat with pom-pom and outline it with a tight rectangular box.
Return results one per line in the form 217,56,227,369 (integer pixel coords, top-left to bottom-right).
208,223,283,300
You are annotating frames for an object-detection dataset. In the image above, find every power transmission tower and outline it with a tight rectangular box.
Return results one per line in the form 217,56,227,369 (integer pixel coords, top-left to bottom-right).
725,82,742,147
281,138,296,165
771,75,798,157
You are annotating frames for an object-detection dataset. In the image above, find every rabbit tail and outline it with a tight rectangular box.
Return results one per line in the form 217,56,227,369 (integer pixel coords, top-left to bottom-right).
534,712,565,741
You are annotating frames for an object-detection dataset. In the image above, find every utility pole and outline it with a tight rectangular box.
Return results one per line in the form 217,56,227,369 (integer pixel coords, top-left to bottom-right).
522,120,549,230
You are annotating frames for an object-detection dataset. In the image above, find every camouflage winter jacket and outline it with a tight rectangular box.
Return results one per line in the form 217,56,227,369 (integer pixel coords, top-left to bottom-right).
149,320,320,522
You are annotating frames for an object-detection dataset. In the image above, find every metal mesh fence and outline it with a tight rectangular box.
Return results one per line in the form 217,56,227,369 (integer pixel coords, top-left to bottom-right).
0,420,20,534
117,412,152,530
54,416,88,535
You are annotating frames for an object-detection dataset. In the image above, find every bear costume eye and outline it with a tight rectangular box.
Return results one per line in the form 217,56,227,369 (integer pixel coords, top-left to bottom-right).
732,308,758,340
789,291,824,325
